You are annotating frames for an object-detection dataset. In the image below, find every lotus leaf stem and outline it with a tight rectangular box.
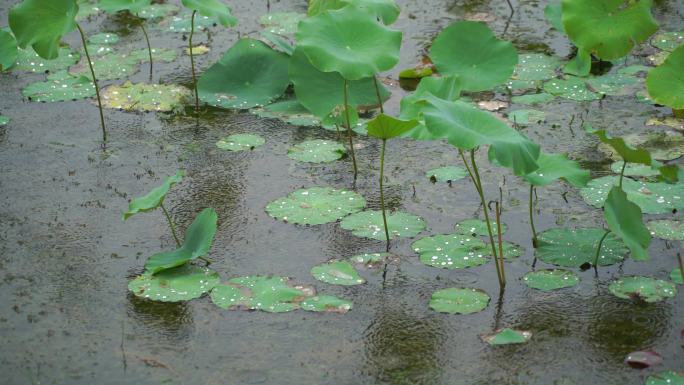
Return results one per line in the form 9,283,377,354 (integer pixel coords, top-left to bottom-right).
161,203,181,247
495,200,505,275
189,10,200,113
619,160,627,188
76,23,107,145
677,253,684,284
373,76,384,114
529,185,538,248
593,229,611,274
343,79,358,179
140,23,153,79
379,139,390,251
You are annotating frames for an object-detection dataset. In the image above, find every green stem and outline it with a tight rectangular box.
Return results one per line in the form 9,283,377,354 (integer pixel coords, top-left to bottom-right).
343,79,358,179
496,201,505,275
161,203,181,247
140,22,153,79
380,139,390,251
76,23,106,145
593,230,611,271
373,76,384,114
677,253,684,284
189,10,199,113
619,161,627,188
529,185,538,248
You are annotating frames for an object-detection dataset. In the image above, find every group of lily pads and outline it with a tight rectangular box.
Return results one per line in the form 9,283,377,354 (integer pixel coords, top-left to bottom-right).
2,0,683,379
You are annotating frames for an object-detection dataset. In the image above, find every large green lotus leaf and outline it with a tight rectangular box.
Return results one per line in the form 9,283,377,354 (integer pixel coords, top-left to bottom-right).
523,269,579,291
523,152,589,187
70,53,139,80
123,170,184,220
167,14,216,33
647,220,684,241
22,71,95,102
412,233,488,269
544,2,563,31
514,54,561,81
309,0,400,25
181,0,237,27
422,97,540,176
367,114,419,140
580,176,684,214
429,21,518,92
426,166,467,183
507,109,545,126
400,76,462,139
100,82,191,112
212,276,309,313
586,73,639,96
646,371,684,385
561,0,658,60
145,208,218,274
99,0,150,13
287,139,346,163
598,132,684,162
14,46,80,73
671,268,683,285
651,31,684,51
252,99,320,127
266,187,365,225
481,328,532,345
301,295,353,313
9,0,78,60
259,12,305,36
198,39,289,109
129,265,219,302
511,93,555,105
609,276,677,302
216,134,265,151
341,210,425,240
536,227,627,267
454,218,505,237
135,4,179,19
296,5,402,80
429,287,490,315
610,162,660,177
0,116,9,126
604,186,650,261
260,31,295,55
311,260,365,285
0,30,18,71
543,77,600,101
289,47,388,118
647,45,684,110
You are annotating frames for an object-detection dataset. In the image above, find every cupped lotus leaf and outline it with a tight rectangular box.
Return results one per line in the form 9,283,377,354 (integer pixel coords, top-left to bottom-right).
260,31,295,55
135,4,179,19
426,166,467,183
429,21,518,92
367,114,419,140
604,186,650,261
429,287,490,314
610,162,660,177
481,328,532,345
215,276,310,313
608,276,677,303
198,39,289,109
296,5,402,80
580,176,684,214
266,187,365,225
9,0,78,60
349,252,393,268
454,219,505,237
400,76,462,138
523,152,590,187
181,0,237,27
341,210,426,240
145,208,218,274
216,134,265,151
507,109,545,126
287,140,346,163
523,269,579,291
511,93,555,105
514,54,561,81
651,31,684,51
123,170,184,220
421,97,540,176
543,77,600,101
311,260,365,285
536,227,627,267
253,99,320,127
0,30,18,71
129,265,219,302
646,371,684,385
563,48,591,77
647,220,684,241
88,32,119,45
22,71,95,102
167,14,216,33
544,2,563,31
561,0,658,60
70,53,139,80
14,46,80,73
586,73,639,96
100,82,191,112
647,45,684,110
301,295,353,313
412,233,488,269
598,132,684,162
671,268,683,285
99,0,151,13
259,12,305,35
0,116,9,126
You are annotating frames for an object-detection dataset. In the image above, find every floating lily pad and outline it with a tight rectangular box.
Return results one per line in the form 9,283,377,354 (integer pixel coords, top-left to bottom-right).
185,45,210,56
77,1,102,20
311,260,365,285
13,46,80,73
646,371,684,385
522,269,579,291
266,187,365,225
341,210,426,241
22,71,95,102
647,220,684,240
259,12,305,35
586,73,639,96
167,14,216,33
88,32,119,45
651,31,684,51
412,233,488,269
511,93,555,105
671,268,683,285
580,176,684,214
514,54,561,81
128,265,220,302
100,82,191,112
253,99,320,127
454,219,505,237
300,295,353,313
426,166,467,183
498,242,524,260
181,0,237,27
543,77,600,101
70,53,139,80
609,276,677,303
129,48,177,63
481,328,532,345
287,140,346,163
610,161,660,177
136,3,179,19
508,109,545,126
211,276,310,313
349,252,393,268
647,117,684,132
9,0,78,60
618,65,650,75
599,132,684,161
215,134,265,151
429,287,490,314
535,227,627,267
0,115,9,126
502,79,541,91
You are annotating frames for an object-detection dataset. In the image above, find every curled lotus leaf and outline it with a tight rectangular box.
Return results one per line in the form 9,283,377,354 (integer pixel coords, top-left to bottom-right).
426,166,467,183
481,328,532,345
181,0,237,27
523,151,589,188
9,0,78,59
412,233,488,269
211,276,312,313
543,77,600,101
0,30,18,71
128,265,220,302
603,186,651,261
522,269,579,291
311,260,365,285
252,98,320,127
260,31,295,55
647,45,684,110
123,170,184,220
22,71,95,102
301,295,353,313
625,350,663,369
514,53,561,81
100,82,191,112
544,2,563,31
341,210,426,241
266,186,365,225
535,227,627,267
646,371,684,385
608,276,677,303
13,46,80,73
651,31,684,51
287,139,346,163
580,176,684,214
216,134,265,151
429,287,490,314
259,12,305,36
454,218,505,237
671,268,683,285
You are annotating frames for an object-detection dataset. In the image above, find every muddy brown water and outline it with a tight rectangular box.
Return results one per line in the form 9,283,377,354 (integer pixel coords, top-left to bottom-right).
0,0,683,384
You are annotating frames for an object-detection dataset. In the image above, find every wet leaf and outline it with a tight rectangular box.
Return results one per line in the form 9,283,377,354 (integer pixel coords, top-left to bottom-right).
426,166,467,183
9,0,78,59
598,131,684,161
481,328,532,345
535,227,627,267
603,186,650,261
671,268,683,285
429,287,490,314
523,151,589,187
544,2,563,31
129,48,177,63
181,0,237,27
211,276,310,313
129,265,220,302
514,54,561,81
22,71,95,102
252,98,320,127
398,64,433,79
0,30,18,71
543,77,600,101
88,32,119,45
70,52,140,80
215,134,265,151
367,114,419,140
429,21,518,92
625,349,663,369
76,1,101,20
454,218,505,237
610,162,660,177
0,115,9,126
609,276,677,303
647,45,684,110
646,371,684,385
167,14,216,33
99,0,151,14
185,44,210,56
123,170,184,220
580,176,684,214
260,31,294,55
651,31,684,51
412,233,488,269
100,82,191,112
511,93,555,105
311,260,365,285
259,12,305,36
523,269,579,291
586,73,639,96
266,187,365,225
14,46,80,73
349,252,393,268
341,210,426,240
301,295,353,313
313,0,401,25
563,48,591,77
135,4,179,19
287,139,346,163
507,109,545,126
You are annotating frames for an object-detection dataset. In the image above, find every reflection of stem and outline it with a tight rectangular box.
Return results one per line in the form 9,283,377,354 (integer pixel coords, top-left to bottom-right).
593,230,611,275
380,139,390,251
677,253,684,283
161,203,181,247
140,22,153,79
529,185,538,248
189,10,199,113
619,161,627,188
343,79,358,179
373,76,384,114
76,23,107,145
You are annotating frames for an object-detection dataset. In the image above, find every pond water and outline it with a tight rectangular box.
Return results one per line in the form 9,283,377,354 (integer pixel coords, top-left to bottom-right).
0,0,683,384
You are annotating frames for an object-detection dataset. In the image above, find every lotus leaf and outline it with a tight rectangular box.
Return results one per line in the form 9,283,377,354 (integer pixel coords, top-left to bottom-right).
481,328,532,345
301,295,353,313
14,46,80,73
671,268,683,285
181,0,237,27
507,109,545,126
307,0,346,16
308,0,401,25
400,76,462,138
88,33,119,45
610,162,659,177
136,4,179,19
311,260,365,285
646,371,684,385
259,12,305,35
412,233,488,269
22,71,95,102
77,0,101,20
70,53,139,80
580,176,684,214
128,265,220,302
544,2,563,31
618,65,650,75
563,48,591,77
543,77,600,101
625,350,663,369
603,186,650,261
429,287,490,314
523,152,589,187
100,82,191,112
252,99,320,127
454,219,505,237
211,276,310,313
198,39,289,109
266,187,365,225
167,14,216,33
608,276,677,303
399,65,433,79
260,31,294,55
367,114,419,140
186,45,210,56
341,210,426,240
129,48,177,63
647,220,684,241
647,45,684,110
586,73,639,96
287,139,346,163
216,134,265,151
535,227,627,267
498,242,524,260
9,0,78,59
511,93,555,105
522,269,579,291
99,0,151,14
296,5,402,80
651,31,684,51
598,132,684,161
0,116,8,126
514,54,561,81
349,252,393,268
0,30,18,71
123,170,184,220
426,166,467,183
429,21,518,92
